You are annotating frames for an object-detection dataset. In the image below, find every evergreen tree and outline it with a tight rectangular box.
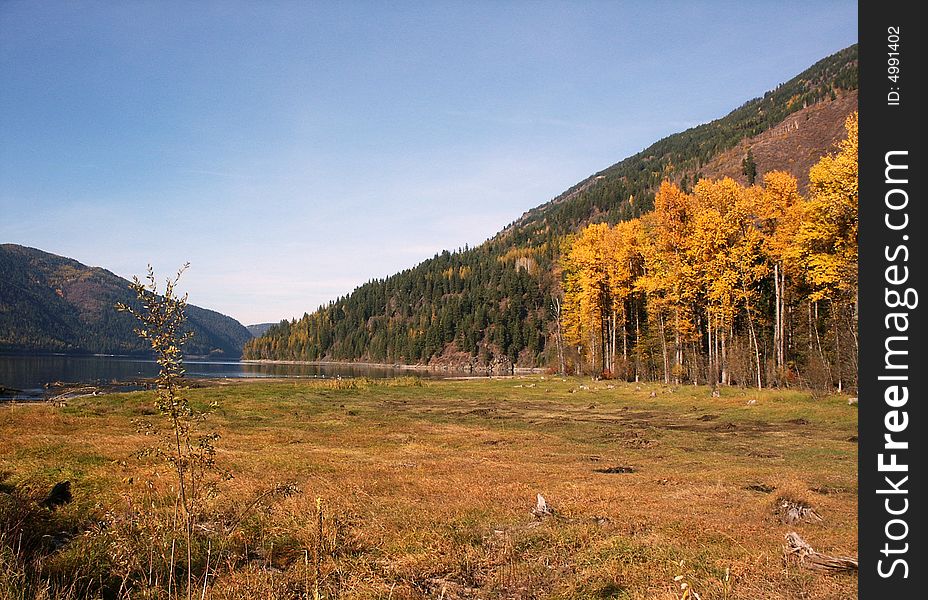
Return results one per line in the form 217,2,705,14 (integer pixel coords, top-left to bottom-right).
742,149,758,185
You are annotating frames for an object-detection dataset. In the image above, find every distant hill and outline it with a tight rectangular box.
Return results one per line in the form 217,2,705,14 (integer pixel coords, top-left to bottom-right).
245,45,858,370
0,244,252,357
246,323,276,338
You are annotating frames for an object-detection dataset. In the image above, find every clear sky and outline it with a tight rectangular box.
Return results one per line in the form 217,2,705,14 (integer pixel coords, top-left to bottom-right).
1,1,857,325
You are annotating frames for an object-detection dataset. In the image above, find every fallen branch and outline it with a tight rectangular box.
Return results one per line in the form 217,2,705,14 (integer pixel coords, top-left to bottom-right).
784,532,858,573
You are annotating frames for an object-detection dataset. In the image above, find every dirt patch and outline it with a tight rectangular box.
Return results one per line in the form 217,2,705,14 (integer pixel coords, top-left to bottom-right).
594,466,636,474
467,408,496,416
748,450,781,459
697,414,719,421
622,436,656,449
745,483,776,493
482,439,508,446
811,485,852,496
608,428,657,448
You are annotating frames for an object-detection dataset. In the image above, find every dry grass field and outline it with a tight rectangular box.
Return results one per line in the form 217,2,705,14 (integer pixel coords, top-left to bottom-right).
0,377,857,599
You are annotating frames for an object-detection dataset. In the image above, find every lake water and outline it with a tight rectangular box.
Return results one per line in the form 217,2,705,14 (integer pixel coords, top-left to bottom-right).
0,354,429,400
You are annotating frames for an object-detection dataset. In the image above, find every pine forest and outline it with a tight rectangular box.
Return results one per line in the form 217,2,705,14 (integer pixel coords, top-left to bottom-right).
245,46,859,391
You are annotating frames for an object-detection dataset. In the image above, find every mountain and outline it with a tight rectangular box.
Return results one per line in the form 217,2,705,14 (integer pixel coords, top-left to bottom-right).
245,45,858,370
0,244,252,357
246,323,276,338
501,44,858,247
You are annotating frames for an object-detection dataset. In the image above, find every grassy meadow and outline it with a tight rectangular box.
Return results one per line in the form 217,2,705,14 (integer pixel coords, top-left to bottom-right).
0,377,857,599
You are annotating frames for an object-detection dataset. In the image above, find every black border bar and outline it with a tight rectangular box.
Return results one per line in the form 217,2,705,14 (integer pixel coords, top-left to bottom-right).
859,2,923,596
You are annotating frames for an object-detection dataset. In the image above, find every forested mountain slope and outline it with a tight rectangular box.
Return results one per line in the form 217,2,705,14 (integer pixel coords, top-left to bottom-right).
0,244,252,357
245,45,858,370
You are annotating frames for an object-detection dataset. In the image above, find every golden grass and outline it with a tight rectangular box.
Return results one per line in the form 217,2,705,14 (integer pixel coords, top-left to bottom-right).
0,377,857,599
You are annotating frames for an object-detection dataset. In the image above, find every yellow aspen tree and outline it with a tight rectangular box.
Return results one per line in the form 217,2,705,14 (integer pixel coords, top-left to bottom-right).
603,218,645,377
561,223,611,373
731,183,769,388
690,178,742,386
759,171,804,381
798,112,858,303
795,112,858,390
689,177,768,387
638,182,698,384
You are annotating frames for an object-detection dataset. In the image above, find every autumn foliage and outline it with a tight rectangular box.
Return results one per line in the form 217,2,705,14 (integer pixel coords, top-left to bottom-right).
561,113,858,390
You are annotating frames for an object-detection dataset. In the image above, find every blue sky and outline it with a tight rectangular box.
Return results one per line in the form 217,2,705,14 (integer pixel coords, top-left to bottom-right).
1,1,857,325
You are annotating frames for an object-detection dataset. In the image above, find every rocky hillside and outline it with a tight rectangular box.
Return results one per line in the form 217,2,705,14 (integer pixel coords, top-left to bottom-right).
698,90,857,192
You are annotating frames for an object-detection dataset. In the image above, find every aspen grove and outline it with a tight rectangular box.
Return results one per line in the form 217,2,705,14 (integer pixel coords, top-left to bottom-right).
560,113,858,389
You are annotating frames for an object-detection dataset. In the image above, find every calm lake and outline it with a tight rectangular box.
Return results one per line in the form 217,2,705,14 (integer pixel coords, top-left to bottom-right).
0,354,429,400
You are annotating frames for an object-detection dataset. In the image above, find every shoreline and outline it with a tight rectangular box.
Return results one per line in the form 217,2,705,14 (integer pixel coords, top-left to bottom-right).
240,358,544,375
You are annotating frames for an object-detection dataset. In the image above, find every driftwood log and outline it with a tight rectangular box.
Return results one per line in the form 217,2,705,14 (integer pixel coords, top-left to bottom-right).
784,532,858,573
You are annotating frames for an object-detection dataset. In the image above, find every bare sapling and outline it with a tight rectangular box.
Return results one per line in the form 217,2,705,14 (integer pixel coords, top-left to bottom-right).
117,264,225,600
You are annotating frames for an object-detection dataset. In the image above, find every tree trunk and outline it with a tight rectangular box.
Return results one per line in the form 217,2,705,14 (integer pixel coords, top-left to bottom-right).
742,283,763,389
673,310,681,385
807,301,812,353
622,301,628,361
590,315,597,374
721,324,729,386
834,311,843,392
634,300,641,382
781,269,787,376
659,311,670,384
600,309,607,375
610,309,617,375
812,301,831,386
553,295,566,375
691,341,699,385
774,264,782,380
707,310,714,384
